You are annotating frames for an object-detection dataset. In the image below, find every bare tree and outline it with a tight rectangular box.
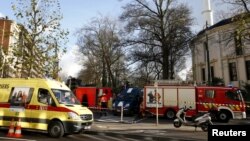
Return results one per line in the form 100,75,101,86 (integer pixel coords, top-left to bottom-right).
222,0,250,13
11,0,68,78
215,0,250,20
132,63,156,87
214,0,250,57
77,55,102,86
120,0,193,80
76,16,125,89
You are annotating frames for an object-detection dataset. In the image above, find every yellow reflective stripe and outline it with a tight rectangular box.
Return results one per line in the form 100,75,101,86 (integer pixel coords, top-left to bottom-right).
235,105,240,111
203,103,209,109
229,104,235,110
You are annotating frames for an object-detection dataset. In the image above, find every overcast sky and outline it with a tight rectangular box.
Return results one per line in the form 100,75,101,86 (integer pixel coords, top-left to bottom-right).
0,0,221,79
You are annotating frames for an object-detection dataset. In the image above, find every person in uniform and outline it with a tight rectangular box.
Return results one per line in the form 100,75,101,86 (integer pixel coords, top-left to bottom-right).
100,93,108,116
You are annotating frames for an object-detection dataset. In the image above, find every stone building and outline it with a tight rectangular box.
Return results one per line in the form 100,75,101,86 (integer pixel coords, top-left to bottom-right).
0,17,43,78
191,15,250,88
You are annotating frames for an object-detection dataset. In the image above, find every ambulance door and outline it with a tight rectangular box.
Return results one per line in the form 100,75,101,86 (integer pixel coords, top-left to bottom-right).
29,88,53,130
8,87,34,129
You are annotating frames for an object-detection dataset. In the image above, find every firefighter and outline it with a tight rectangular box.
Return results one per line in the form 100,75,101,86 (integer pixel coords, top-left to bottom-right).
99,93,108,116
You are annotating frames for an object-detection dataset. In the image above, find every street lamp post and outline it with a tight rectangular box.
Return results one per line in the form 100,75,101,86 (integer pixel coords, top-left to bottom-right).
205,21,211,86
154,80,159,126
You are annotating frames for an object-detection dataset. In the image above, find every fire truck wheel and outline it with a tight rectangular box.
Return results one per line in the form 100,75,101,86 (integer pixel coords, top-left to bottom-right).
48,121,64,138
218,111,230,123
165,110,176,120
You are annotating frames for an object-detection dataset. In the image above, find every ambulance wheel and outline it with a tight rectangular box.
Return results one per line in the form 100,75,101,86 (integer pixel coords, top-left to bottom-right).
48,121,64,138
165,109,176,120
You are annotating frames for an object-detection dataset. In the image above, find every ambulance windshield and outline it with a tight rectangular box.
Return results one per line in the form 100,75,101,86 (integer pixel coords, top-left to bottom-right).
52,89,80,105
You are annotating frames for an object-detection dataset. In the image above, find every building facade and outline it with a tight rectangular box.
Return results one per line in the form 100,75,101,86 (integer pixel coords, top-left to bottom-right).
191,15,250,88
0,17,19,77
0,17,43,78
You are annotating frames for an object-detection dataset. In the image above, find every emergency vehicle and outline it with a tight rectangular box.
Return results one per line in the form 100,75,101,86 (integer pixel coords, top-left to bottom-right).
141,83,246,122
112,87,143,116
0,78,93,138
74,87,113,109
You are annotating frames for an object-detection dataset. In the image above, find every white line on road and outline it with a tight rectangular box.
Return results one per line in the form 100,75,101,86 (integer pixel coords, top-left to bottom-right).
0,137,36,141
80,134,104,141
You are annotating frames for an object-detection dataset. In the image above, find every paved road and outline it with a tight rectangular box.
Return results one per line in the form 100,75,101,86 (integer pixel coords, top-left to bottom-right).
0,115,207,141
0,128,207,141
0,112,249,141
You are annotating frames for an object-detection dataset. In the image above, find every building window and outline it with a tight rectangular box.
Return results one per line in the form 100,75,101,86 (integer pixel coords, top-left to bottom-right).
229,62,237,81
246,60,250,80
210,66,214,79
203,42,207,62
202,68,206,82
234,31,243,56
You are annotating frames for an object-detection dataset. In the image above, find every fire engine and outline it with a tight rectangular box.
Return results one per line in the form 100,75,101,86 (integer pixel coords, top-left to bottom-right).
73,87,113,109
141,81,246,122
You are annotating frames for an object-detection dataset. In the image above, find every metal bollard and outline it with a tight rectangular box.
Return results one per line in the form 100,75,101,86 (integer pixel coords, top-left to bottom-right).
120,105,123,122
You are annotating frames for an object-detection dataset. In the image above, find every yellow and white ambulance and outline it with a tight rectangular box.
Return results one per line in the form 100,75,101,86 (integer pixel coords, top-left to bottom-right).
0,78,93,138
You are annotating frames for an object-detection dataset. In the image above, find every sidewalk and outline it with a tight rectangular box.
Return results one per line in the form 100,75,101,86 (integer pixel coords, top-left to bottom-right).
86,112,207,140
85,111,250,140
90,121,204,131
85,120,207,141
91,111,206,132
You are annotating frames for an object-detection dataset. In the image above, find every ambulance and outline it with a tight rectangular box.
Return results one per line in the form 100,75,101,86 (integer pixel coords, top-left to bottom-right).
0,78,93,138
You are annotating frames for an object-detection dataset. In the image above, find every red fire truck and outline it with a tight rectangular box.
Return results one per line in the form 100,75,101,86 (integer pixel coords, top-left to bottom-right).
141,84,246,122
74,87,113,109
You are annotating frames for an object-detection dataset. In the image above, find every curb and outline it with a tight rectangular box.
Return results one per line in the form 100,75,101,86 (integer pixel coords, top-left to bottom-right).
94,116,150,124
94,119,134,124
92,120,207,132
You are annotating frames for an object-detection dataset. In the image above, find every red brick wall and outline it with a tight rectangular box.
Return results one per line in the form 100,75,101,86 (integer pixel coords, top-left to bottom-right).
0,19,12,51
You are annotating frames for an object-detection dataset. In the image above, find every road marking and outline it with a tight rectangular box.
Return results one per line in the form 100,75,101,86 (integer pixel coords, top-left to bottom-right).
0,137,36,141
81,134,104,141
